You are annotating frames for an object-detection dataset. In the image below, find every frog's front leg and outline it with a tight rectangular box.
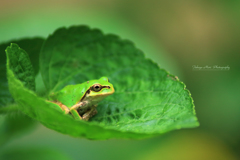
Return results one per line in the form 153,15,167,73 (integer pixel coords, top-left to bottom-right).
70,101,88,111
69,101,89,120
82,105,98,121
47,101,70,114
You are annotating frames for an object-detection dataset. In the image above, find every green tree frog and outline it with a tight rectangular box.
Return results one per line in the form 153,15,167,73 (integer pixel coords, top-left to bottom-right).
48,77,115,121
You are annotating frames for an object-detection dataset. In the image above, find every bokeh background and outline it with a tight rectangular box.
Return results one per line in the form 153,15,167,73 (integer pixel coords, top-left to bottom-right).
0,0,240,159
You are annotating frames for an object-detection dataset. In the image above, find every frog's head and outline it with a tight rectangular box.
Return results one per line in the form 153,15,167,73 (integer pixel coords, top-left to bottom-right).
84,77,115,102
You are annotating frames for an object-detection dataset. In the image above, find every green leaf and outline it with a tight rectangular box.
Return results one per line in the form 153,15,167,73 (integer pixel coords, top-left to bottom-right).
6,43,35,91
7,26,199,139
0,38,44,107
6,69,151,139
0,147,72,160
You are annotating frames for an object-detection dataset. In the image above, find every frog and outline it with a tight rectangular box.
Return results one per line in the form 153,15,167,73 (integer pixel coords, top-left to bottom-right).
48,77,115,121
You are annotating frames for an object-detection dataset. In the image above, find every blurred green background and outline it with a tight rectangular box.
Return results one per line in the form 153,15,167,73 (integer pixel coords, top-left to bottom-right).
0,0,239,159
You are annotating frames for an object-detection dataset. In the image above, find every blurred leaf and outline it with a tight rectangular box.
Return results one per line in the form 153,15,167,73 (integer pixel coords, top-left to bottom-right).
7,26,199,139
0,147,72,160
0,111,36,145
0,38,44,108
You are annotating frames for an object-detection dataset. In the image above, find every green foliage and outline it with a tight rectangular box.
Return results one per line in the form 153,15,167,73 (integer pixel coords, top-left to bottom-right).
5,26,199,139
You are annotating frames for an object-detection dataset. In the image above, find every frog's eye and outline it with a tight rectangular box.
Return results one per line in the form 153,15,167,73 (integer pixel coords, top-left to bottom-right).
92,84,102,92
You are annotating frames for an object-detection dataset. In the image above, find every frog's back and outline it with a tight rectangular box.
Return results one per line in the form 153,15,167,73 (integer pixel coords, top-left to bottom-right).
50,83,87,108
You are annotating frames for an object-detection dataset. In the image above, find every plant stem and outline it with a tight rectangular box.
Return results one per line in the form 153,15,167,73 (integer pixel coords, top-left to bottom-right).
0,104,19,114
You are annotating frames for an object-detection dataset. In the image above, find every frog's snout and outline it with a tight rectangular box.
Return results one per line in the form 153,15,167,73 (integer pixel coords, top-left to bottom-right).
111,86,115,94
